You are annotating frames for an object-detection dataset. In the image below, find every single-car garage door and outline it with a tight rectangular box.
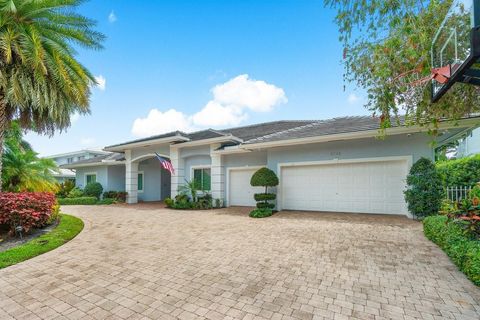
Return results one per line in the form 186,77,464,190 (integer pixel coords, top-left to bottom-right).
280,159,409,215
229,168,264,206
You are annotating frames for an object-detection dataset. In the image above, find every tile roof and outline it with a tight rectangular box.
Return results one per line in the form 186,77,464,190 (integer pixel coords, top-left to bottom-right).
60,153,125,167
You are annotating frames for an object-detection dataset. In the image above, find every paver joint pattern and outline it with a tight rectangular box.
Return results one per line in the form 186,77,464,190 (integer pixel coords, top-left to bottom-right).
0,204,479,320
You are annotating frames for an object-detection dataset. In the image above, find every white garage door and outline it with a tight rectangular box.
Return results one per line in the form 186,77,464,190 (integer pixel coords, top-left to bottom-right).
281,159,409,215
229,168,264,206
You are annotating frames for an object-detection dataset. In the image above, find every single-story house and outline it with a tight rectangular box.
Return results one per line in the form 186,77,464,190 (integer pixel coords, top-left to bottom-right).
62,115,480,217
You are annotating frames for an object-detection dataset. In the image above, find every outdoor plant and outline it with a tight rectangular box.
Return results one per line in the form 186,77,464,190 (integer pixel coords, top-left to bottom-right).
249,208,273,218
404,158,444,219
164,197,174,208
437,154,480,187
178,179,199,202
57,197,98,205
103,191,127,202
0,192,57,234
56,180,75,198
67,187,84,198
250,167,279,216
83,182,103,199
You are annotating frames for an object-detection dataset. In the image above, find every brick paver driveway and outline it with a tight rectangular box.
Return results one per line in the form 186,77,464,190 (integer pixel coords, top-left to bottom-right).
0,205,479,320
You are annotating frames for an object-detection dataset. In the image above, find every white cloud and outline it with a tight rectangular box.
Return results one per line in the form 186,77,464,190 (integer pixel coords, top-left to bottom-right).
80,137,96,146
131,74,287,137
347,93,361,104
192,101,247,127
212,74,287,112
131,109,194,137
94,75,106,91
108,11,117,23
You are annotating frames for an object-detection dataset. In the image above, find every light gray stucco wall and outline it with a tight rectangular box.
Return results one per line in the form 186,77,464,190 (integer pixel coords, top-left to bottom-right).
138,158,163,201
75,166,108,190
107,165,126,191
266,133,434,171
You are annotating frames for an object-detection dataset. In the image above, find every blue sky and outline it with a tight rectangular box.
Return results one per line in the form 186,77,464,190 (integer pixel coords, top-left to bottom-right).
26,0,368,156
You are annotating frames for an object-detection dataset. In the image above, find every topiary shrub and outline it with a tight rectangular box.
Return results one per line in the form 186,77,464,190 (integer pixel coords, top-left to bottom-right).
250,168,279,217
404,158,444,219
67,187,83,198
83,182,103,199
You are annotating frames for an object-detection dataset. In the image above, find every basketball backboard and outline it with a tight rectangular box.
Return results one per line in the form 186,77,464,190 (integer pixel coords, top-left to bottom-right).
431,0,480,102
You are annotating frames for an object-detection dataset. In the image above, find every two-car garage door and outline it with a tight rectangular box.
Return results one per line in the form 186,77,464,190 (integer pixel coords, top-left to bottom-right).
280,159,409,215
227,159,409,215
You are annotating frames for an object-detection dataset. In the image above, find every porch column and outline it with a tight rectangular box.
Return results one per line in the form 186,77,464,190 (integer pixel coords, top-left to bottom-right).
210,144,225,204
125,150,139,204
170,146,184,198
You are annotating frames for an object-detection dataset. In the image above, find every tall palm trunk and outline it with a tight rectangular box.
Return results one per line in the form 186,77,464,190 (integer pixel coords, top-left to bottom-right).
0,98,6,192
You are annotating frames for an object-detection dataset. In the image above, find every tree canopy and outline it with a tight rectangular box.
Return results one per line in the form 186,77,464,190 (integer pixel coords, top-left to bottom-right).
325,0,480,131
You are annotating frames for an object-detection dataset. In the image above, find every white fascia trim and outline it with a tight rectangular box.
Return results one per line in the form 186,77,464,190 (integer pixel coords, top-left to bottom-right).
172,135,243,149
211,145,252,155
241,118,480,150
61,161,126,169
104,135,190,152
45,149,111,159
225,165,265,207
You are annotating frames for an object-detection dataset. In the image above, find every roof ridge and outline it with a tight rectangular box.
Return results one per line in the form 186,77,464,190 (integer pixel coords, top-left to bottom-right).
219,120,316,133
244,119,329,143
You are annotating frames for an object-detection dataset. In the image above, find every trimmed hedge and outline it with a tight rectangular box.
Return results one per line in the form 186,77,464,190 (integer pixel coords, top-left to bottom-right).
254,193,276,201
423,215,480,286
256,202,275,209
58,197,97,205
436,154,480,187
249,208,273,218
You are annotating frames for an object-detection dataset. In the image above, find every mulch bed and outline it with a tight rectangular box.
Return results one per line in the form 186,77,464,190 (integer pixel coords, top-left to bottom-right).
0,221,59,253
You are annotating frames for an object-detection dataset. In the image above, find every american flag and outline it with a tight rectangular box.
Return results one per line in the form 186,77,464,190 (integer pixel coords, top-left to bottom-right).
155,153,175,175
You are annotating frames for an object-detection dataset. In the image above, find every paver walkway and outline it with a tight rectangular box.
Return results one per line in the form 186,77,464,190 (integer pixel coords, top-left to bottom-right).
0,205,479,320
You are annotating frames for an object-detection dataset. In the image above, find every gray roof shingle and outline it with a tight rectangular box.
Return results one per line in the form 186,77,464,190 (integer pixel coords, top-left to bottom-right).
60,153,125,167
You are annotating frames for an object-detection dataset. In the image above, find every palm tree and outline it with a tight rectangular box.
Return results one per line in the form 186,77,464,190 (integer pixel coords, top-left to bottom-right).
0,0,104,190
2,122,59,192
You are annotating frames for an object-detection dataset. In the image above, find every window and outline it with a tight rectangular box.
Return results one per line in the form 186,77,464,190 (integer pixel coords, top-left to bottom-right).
85,173,96,185
138,172,144,192
78,156,85,161
67,157,74,164
193,168,211,191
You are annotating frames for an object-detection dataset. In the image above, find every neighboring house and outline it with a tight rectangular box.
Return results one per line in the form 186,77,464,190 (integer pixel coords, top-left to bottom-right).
457,128,480,158
46,149,111,183
62,116,480,217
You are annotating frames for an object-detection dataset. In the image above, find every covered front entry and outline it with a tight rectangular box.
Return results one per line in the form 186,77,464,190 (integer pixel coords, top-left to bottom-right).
279,157,410,215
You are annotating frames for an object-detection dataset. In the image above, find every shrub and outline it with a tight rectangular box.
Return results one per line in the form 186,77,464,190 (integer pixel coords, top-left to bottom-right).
404,158,444,219
56,180,75,198
164,197,174,207
249,208,273,218
83,182,103,199
437,154,480,187
256,202,275,209
254,193,276,201
58,197,97,205
423,215,480,286
103,191,127,202
67,187,83,198
250,167,279,212
0,192,57,234
96,198,116,205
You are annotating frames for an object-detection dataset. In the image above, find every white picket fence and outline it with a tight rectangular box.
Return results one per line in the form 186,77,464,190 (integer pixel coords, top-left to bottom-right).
445,185,472,202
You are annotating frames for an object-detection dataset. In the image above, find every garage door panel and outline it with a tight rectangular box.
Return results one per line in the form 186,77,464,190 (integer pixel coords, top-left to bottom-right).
229,169,264,206
281,159,408,215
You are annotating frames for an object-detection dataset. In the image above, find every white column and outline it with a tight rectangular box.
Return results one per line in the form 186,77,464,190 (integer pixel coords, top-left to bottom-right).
125,150,139,204
210,144,225,204
170,146,185,198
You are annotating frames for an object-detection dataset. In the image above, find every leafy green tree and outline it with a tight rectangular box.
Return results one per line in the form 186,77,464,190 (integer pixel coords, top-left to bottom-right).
2,122,59,192
404,157,444,218
0,0,104,190
325,0,480,131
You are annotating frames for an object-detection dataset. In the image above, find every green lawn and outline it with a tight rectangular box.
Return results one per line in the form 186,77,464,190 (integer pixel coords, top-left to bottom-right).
0,214,84,269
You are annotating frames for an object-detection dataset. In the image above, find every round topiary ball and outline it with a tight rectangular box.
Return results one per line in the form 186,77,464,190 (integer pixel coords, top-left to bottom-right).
250,167,279,187
84,182,103,199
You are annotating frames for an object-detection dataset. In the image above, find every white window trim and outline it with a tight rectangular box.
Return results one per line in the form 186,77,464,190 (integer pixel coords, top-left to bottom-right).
84,172,97,187
190,165,212,192
137,171,144,193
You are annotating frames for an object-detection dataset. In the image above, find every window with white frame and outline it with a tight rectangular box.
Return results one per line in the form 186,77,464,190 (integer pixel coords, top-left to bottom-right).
138,172,144,192
85,173,96,185
67,157,74,164
193,167,211,191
